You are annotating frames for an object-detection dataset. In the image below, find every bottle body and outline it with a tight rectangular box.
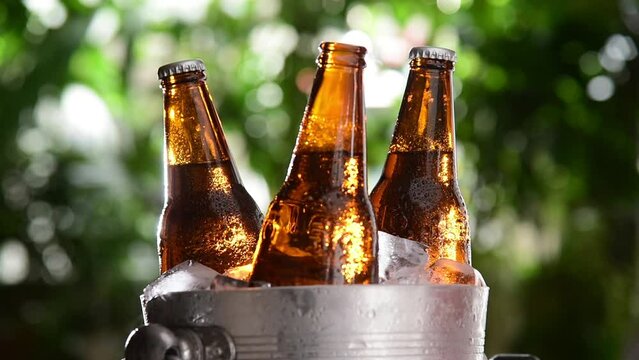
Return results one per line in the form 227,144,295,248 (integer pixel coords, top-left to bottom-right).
157,60,262,274
371,150,470,265
370,49,470,267
253,151,376,285
159,160,263,273
250,43,377,286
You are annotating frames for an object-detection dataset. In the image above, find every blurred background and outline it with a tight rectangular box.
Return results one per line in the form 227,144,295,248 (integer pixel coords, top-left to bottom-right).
0,0,637,358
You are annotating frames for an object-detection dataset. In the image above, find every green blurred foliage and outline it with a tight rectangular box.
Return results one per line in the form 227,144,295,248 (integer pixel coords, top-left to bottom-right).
0,0,637,359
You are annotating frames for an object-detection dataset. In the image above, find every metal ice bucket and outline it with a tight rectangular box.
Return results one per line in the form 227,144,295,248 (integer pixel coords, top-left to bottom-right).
125,284,489,360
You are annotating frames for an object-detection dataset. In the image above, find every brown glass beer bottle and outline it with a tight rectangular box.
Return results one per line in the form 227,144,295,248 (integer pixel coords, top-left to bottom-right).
370,47,470,269
157,59,263,274
250,42,377,286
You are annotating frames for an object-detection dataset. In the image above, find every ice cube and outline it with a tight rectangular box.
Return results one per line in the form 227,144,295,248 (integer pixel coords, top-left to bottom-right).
421,258,487,286
382,265,423,284
473,268,487,287
377,231,429,284
142,260,220,305
212,274,250,290
212,274,272,290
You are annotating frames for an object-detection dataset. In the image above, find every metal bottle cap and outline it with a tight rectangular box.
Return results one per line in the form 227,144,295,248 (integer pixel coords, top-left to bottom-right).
409,46,456,62
158,59,206,80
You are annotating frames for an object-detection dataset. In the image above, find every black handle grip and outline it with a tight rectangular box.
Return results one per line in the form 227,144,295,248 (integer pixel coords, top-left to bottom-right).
490,354,540,360
125,324,182,360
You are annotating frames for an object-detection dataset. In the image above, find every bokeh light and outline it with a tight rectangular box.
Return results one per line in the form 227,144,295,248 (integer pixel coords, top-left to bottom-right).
587,75,615,101
0,240,30,284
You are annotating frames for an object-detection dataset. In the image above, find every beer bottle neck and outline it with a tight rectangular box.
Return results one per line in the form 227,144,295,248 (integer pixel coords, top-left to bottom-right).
161,72,232,166
385,59,458,183
288,43,368,192
391,59,456,154
295,48,366,156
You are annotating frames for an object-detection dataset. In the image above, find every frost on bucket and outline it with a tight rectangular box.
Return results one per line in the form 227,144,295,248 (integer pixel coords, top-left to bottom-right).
136,280,490,360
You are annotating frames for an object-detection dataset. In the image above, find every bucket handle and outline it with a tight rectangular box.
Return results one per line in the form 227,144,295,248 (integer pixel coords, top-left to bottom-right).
124,323,235,360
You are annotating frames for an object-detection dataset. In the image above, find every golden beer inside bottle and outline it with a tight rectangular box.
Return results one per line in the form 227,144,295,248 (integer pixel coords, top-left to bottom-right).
160,161,262,273
252,151,375,285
